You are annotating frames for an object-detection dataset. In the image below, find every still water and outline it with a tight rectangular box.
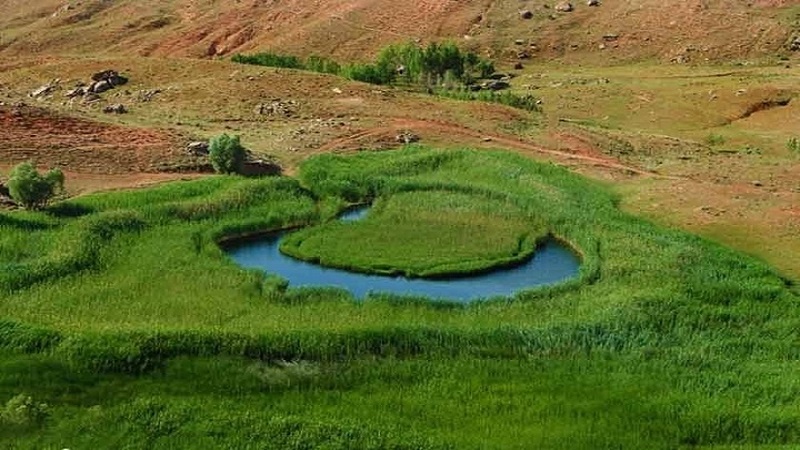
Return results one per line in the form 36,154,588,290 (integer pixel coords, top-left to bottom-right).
224,207,580,302
226,233,580,302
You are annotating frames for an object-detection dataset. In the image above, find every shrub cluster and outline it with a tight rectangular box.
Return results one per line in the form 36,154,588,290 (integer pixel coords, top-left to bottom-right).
1,394,49,427
231,44,546,112
787,137,800,155
208,133,246,174
6,162,64,210
434,88,541,112
232,41,494,88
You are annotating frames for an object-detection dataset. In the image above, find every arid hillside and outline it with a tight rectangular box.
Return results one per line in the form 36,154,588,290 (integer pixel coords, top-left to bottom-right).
2,0,800,62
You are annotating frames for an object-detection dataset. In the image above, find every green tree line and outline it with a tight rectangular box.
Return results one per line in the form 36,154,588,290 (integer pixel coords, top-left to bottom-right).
232,41,495,88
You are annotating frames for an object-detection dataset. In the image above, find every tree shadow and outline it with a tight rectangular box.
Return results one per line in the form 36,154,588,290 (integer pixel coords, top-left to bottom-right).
45,202,94,218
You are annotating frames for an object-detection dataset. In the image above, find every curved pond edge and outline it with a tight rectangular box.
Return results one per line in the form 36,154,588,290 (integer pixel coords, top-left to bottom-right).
219,225,585,302
277,203,558,280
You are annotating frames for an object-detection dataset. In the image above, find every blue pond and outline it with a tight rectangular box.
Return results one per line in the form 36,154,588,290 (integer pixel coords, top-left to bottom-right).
224,207,581,302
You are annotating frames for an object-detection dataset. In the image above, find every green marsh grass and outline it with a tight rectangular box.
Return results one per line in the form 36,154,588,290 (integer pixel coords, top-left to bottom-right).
0,147,797,448
280,190,546,277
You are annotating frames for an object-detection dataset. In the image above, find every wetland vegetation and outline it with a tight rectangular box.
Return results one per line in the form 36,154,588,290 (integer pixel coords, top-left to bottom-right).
0,147,797,449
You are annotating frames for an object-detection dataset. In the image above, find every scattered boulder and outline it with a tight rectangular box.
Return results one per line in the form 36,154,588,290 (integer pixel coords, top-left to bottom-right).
671,54,690,64
519,10,533,19
82,93,101,104
790,36,800,51
102,104,127,114
0,183,15,208
92,70,116,82
136,89,162,102
92,70,128,87
29,81,59,98
90,80,114,94
395,130,420,144
65,87,86,98
555,2,574,12
187,141,210,156
0,196,16,209
482,80,511,91
488,72,512,80
254,99,298,117
587,0,600,6
514,62,525,70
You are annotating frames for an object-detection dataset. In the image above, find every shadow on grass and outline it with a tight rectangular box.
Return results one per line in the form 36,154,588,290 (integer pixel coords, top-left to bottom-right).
0,213,51,231
45,202,94,218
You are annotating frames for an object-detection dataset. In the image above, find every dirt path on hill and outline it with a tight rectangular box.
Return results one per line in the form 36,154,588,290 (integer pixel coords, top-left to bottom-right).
314,117,661,177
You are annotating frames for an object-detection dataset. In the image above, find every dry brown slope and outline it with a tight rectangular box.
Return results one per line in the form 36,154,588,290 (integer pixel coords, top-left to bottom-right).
1,0,800,62
0,0,488,59
475,0,800,63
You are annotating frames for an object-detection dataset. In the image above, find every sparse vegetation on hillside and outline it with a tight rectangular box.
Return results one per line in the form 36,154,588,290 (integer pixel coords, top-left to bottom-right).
434,88,540,112
787,137,800,155
233,41,494,87
232,43,544,112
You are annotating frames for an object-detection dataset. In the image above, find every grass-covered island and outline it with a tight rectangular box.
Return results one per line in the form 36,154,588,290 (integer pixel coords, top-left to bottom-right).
0,147,797,449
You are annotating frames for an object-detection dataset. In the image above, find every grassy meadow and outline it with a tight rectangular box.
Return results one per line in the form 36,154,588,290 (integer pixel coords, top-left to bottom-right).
0,147,798,449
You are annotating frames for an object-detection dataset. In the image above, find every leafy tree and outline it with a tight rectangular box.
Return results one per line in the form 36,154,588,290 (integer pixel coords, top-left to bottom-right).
6,162,64,209
209,134,246,174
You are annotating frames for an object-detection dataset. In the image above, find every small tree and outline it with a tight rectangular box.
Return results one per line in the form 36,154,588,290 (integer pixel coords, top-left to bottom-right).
6,162,64,209
209,134,246,174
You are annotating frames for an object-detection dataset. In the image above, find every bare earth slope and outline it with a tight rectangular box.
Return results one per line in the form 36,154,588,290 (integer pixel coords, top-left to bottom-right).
0,0,487,59
1,0,800,62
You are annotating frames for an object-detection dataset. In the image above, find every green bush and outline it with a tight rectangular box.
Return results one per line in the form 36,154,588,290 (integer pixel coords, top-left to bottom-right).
434,88,541,112
209,134,246,174
787,137,800,154
6,162,64,210
705,133,726,146
231,52,303,69
1,394,49,427
305,55,342,75
340,62,395,85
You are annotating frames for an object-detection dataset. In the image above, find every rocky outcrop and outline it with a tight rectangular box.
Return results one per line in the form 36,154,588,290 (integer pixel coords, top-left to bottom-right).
29,80,60,98
395,130,420,144
186,141,210,156
254,99,298,117
555,2,574,12
102,104,128,114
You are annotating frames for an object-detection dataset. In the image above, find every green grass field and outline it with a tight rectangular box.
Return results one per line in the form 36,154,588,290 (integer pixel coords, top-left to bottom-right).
0,147,798,449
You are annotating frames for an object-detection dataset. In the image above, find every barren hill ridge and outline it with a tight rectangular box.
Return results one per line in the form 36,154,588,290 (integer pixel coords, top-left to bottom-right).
1,0,799,63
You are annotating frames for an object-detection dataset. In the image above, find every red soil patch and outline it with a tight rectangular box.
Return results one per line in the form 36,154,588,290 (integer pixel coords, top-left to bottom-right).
0,105,186,174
